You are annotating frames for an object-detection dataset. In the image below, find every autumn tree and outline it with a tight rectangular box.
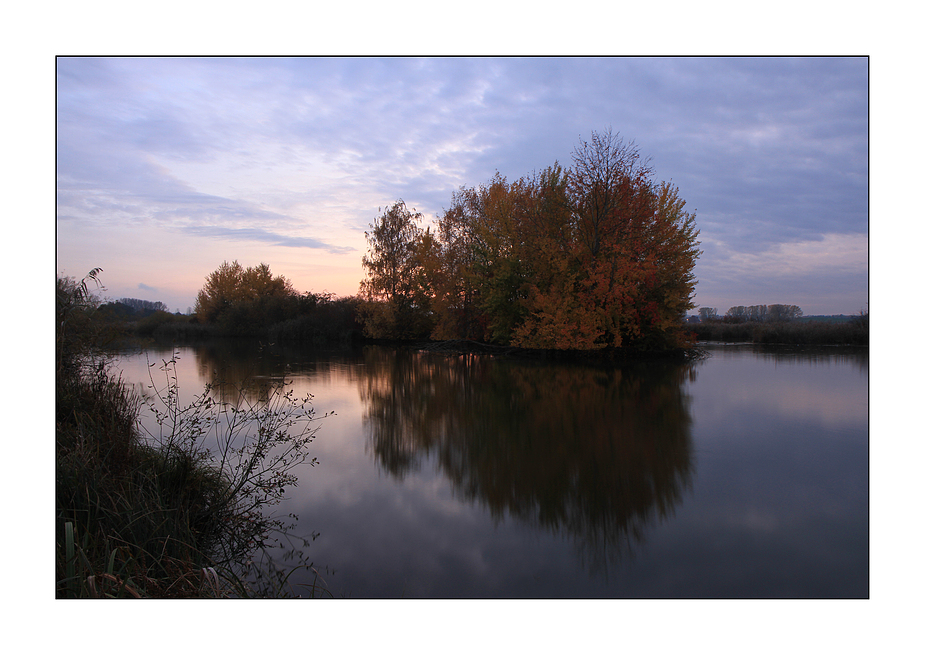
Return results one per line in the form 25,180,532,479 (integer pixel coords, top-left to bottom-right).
422,168,577,345
500,164,576,347
240,262,293,300
470,174,533,344
632,180,700,348
510,130,699,350
367,130,701,352
359,200,433,339
423,188,483,340
569,129,652,259
194,260,297,332
195,260,246,323
425,175,532,343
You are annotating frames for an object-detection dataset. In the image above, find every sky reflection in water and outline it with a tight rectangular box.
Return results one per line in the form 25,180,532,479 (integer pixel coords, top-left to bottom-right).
120,342,868,598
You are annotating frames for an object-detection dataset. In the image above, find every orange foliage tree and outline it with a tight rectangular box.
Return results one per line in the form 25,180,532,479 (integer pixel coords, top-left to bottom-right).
361,129,700,351
515,130,700,350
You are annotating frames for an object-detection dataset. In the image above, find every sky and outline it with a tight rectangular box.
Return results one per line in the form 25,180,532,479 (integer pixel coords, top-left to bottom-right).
56,56,868,316
23,8,922,647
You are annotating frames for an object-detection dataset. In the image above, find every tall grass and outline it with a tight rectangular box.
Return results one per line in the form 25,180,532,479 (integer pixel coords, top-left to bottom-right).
689,315,868,346
56,270,329,598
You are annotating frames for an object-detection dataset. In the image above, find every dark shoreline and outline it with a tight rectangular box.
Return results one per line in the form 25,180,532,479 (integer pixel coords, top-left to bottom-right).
687,318,868,347
411,338,707,363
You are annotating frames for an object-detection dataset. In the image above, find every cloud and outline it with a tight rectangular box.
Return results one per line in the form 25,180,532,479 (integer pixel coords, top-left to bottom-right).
693,232,868,313
55,57,868,313
716,233,868,278
179,225,355,254
138,283,158,292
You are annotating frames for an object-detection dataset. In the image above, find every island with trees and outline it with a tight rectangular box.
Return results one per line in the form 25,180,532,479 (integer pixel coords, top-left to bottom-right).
116,129,864,352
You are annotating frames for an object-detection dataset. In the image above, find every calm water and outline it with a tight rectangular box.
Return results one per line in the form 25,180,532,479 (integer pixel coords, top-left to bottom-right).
116,340,868,598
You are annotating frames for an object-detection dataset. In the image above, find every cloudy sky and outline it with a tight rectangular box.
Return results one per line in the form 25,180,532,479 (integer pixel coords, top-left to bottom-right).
56,56,868,315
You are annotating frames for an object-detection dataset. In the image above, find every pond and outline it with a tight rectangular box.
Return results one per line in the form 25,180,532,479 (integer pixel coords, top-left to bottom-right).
115,340,868,598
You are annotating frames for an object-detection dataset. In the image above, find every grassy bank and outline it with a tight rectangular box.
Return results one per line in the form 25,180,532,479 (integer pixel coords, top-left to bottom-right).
57,366,225,597
688,315,868,346
56,272,327,598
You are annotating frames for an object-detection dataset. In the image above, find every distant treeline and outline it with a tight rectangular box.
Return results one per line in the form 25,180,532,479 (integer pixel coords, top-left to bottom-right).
118,297,170,313
93,261,364,344
95,280,869,349
96,298,170,320
106,297,363,344
695,304,804,323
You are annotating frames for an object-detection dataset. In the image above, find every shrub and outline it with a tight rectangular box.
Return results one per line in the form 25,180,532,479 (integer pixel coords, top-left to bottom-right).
56,271,328,597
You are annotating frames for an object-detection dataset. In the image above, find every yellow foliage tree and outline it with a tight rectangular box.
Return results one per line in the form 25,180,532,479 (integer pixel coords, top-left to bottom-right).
194,260,295,326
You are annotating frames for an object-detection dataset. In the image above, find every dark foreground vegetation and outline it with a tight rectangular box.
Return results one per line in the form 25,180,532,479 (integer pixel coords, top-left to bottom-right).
689,312,869,346
56,270,330,598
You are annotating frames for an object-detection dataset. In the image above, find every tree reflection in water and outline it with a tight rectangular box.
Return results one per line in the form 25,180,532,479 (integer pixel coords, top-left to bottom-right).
359,348,698,573
191,340,358,407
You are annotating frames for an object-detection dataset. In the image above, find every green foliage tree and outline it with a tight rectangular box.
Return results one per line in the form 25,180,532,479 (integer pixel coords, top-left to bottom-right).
359,201,433,339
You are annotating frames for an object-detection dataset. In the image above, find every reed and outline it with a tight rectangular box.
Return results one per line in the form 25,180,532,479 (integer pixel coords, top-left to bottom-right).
689,316,868,346
56,271,329,598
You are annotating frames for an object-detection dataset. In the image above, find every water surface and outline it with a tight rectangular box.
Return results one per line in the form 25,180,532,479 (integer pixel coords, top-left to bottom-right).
118,341,868,598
